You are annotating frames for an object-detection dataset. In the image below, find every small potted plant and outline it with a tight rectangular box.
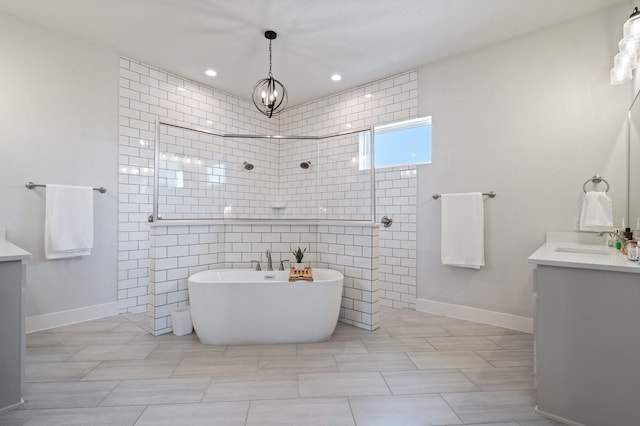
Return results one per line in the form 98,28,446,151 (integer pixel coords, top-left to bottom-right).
291,247,306,268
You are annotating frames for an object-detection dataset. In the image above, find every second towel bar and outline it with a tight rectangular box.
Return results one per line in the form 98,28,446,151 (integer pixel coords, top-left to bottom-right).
432,191,496,200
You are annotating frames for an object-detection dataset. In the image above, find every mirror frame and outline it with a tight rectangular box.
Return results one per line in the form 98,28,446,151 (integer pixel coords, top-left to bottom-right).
628,89,640,227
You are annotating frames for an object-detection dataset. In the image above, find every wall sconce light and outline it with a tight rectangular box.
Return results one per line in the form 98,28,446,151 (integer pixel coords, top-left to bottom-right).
251,30,288,117
611,7,640,85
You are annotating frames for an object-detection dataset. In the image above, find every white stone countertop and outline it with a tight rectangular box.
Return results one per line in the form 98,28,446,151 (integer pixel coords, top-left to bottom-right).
528,232,640,274
0,240,32,262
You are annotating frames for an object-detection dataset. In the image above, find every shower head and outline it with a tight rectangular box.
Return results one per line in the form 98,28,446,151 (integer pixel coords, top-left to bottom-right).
299,161,311,169
243,161,254,171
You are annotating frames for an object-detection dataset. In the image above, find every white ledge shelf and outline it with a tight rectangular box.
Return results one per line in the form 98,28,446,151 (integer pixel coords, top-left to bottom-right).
149,218,379,228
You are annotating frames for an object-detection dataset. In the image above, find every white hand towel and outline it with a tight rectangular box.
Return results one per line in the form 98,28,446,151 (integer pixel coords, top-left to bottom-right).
579,191,613,231
45,184,94,259
441,192,485,269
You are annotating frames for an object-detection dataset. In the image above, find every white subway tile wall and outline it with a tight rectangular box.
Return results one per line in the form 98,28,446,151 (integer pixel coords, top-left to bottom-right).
157,127,280,219
376,167,418,309
119,57,277,314
277,133,373,220
149,223,379,334
119,56,418,327
278,71,418,309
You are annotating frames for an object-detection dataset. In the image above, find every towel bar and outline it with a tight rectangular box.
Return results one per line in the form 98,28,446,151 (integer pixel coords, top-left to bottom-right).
25,182,107,193
432,191,496,200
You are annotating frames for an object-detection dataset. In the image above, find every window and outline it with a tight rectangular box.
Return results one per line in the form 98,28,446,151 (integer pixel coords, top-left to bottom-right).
359,116,432,170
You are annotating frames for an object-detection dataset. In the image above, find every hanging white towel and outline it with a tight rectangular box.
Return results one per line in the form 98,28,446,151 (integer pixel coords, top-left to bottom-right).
441,192,485,269
45,184,94,259
579,191,613,231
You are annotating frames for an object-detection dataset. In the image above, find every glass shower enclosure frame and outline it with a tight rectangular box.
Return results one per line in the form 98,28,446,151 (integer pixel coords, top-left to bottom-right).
150,119,377,224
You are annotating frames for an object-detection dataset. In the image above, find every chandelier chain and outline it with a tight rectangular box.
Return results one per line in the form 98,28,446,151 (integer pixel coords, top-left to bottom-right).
268,40,273,78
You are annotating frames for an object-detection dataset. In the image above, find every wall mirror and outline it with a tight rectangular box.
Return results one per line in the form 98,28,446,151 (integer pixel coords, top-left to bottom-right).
629,90,640,227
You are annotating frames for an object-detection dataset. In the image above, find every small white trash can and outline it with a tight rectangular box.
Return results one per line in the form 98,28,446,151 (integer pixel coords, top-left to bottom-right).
171,307,193,336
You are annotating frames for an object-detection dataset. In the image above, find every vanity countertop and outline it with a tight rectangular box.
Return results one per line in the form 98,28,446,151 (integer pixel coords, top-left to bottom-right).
0,240,31,262
528,232,640,274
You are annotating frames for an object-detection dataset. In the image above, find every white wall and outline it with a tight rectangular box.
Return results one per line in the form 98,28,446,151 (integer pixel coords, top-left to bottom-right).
0,12,119,319
416,4,632,320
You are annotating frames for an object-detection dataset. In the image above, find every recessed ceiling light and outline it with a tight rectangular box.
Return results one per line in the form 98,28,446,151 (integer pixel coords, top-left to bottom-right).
205,69,217,77
331,74,342,81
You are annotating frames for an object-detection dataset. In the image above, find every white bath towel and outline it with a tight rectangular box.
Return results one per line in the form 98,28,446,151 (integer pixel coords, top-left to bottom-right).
441,192,485,269
579,191,613,231
45,184,94,259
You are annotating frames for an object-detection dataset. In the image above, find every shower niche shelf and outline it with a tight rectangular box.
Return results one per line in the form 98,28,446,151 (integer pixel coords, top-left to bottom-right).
270,203,286,209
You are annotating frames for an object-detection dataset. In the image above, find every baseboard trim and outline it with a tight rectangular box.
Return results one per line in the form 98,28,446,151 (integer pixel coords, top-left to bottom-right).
26,302,119,333
416,298,533,333
534,406,586,426
0,399,24,413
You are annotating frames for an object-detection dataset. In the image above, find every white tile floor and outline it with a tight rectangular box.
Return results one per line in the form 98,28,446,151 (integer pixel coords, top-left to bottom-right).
0,307,564,426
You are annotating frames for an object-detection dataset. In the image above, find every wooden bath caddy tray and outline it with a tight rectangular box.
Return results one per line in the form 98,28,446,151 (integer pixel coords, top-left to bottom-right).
289,266,313,282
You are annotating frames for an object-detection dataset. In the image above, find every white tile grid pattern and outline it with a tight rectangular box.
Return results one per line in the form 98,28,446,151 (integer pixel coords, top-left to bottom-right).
157,128,280,219
120,58,417,318
278,70,418,136
376,166,418,309
149,224,225,335
118,57,277,314
278,133,372,221
279,70,419,309
149,223,379,334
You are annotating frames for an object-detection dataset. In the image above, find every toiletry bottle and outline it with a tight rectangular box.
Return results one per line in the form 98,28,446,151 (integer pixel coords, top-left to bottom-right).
627,241,639,261
624,227,633,241
614,228,622,250
634,218,640,241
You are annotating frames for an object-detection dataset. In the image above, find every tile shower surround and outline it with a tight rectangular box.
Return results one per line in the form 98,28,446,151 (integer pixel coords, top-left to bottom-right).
119,57,419,324
119,57,277,315
149,223,379,335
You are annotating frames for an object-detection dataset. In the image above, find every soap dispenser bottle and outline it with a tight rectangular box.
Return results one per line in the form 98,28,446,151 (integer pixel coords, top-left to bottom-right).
633,218,640,241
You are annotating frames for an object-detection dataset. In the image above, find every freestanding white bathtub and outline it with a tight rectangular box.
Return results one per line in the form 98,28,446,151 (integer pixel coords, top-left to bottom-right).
187,268,344,345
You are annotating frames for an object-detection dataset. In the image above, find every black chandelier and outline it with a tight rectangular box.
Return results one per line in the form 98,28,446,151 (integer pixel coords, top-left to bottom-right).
252,30,288,118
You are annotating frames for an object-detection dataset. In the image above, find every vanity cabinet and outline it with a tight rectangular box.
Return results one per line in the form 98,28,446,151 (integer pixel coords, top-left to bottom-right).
0,241,30,412
529,233,640,426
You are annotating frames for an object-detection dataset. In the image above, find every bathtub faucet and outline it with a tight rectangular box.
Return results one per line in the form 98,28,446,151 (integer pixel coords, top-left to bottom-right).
250,260,261,271
266,250,273,271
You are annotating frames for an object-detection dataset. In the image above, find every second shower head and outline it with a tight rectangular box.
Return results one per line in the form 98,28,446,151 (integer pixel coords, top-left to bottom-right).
299,161,311,169
243,161,254,171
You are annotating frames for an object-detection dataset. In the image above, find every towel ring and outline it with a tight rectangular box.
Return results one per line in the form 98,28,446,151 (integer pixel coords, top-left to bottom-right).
582,175,609,193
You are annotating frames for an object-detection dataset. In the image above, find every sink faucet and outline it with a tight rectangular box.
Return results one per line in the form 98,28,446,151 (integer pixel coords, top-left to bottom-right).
266,250,273,271
598,230,628,247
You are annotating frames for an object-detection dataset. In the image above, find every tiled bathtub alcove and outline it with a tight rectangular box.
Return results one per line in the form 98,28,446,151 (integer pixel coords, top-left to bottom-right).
148,221,380,335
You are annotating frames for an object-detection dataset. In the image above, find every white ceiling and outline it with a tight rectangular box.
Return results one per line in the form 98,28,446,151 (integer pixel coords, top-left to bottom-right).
0,0,630,107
